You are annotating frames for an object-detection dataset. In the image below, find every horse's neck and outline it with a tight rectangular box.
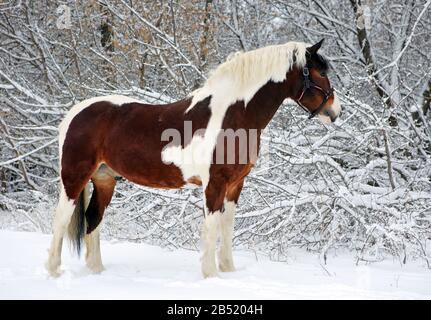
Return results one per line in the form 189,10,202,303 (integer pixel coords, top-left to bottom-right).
245,81,289,130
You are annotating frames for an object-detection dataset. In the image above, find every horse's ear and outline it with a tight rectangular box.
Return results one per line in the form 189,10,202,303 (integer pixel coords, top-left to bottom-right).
307,39,324,55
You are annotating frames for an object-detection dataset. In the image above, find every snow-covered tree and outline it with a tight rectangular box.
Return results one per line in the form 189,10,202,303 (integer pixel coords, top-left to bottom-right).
1,0,430,266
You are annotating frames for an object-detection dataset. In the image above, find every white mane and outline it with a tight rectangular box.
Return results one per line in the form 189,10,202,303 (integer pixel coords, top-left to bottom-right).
187,41,308,112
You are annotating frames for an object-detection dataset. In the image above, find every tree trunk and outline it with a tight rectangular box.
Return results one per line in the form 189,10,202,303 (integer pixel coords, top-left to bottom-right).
100,3,115,84
422,80,431,117
199,0,213,68
349,0,397,126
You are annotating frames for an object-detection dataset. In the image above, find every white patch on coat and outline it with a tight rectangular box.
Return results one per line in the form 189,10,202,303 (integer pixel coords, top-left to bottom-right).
331,91,342,116
162,42,309,185
317,91,342,124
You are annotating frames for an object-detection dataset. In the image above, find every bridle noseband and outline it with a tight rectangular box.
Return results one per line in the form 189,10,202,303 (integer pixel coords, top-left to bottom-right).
295,67,334,119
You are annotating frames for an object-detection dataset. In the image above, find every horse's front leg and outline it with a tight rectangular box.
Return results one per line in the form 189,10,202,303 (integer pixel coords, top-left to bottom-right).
218,179,244,272
218,201,235,272
201,180,226,278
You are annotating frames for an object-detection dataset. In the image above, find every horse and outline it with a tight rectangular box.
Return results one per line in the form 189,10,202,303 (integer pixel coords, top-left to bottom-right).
45,39,341,278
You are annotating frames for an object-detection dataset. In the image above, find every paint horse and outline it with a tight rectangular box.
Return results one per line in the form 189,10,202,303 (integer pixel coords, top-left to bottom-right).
46,40,341,278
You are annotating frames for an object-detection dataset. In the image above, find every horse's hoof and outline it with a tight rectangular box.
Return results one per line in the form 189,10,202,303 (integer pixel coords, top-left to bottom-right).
202,267,219,278
45,262,62,278
219,263,235,273
203,272,218,279
87,263,105,274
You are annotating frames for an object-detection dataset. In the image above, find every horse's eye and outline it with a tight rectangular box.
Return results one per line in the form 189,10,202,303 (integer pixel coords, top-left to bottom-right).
320,71,327,77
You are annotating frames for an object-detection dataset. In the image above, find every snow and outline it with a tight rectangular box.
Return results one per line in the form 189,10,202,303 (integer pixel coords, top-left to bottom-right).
0,230,430,300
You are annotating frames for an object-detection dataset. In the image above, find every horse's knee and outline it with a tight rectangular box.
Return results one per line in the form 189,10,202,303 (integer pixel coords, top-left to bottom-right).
204,180,227,214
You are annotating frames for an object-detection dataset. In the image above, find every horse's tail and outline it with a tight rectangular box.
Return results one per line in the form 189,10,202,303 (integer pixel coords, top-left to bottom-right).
67,183,90,256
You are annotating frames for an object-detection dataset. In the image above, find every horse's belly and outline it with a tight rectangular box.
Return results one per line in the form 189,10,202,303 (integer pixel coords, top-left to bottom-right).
102,143,187,189
109,162,187,189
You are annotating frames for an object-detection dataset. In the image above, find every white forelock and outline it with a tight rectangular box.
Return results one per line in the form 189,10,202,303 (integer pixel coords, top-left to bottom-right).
187,41,308,112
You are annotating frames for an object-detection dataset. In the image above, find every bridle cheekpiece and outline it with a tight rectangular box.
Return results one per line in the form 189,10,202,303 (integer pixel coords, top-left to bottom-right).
296,66,334,119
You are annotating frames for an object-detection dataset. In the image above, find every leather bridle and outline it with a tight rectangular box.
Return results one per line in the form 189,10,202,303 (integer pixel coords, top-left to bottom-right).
295,66,334,119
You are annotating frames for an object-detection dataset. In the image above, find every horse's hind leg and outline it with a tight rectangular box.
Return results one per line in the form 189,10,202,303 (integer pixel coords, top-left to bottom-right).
46,161,98,277
84,166,116,273
85,225,104,273
45,184,78,277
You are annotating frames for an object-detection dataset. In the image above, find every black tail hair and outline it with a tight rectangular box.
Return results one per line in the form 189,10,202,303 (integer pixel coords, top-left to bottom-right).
67,186,88,256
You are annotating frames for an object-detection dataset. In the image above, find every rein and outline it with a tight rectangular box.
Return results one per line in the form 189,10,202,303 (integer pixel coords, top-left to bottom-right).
295,66,334,119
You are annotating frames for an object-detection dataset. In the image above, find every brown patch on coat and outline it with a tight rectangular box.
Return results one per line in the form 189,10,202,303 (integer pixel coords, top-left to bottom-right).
62,97,212,191
187,176,202,186
61,96,212,231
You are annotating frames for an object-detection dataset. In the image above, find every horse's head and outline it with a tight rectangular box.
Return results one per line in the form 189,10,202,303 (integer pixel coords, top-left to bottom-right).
290,39,341,124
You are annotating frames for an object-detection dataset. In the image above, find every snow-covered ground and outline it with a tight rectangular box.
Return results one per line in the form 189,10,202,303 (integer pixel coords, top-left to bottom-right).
0,230,430,299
